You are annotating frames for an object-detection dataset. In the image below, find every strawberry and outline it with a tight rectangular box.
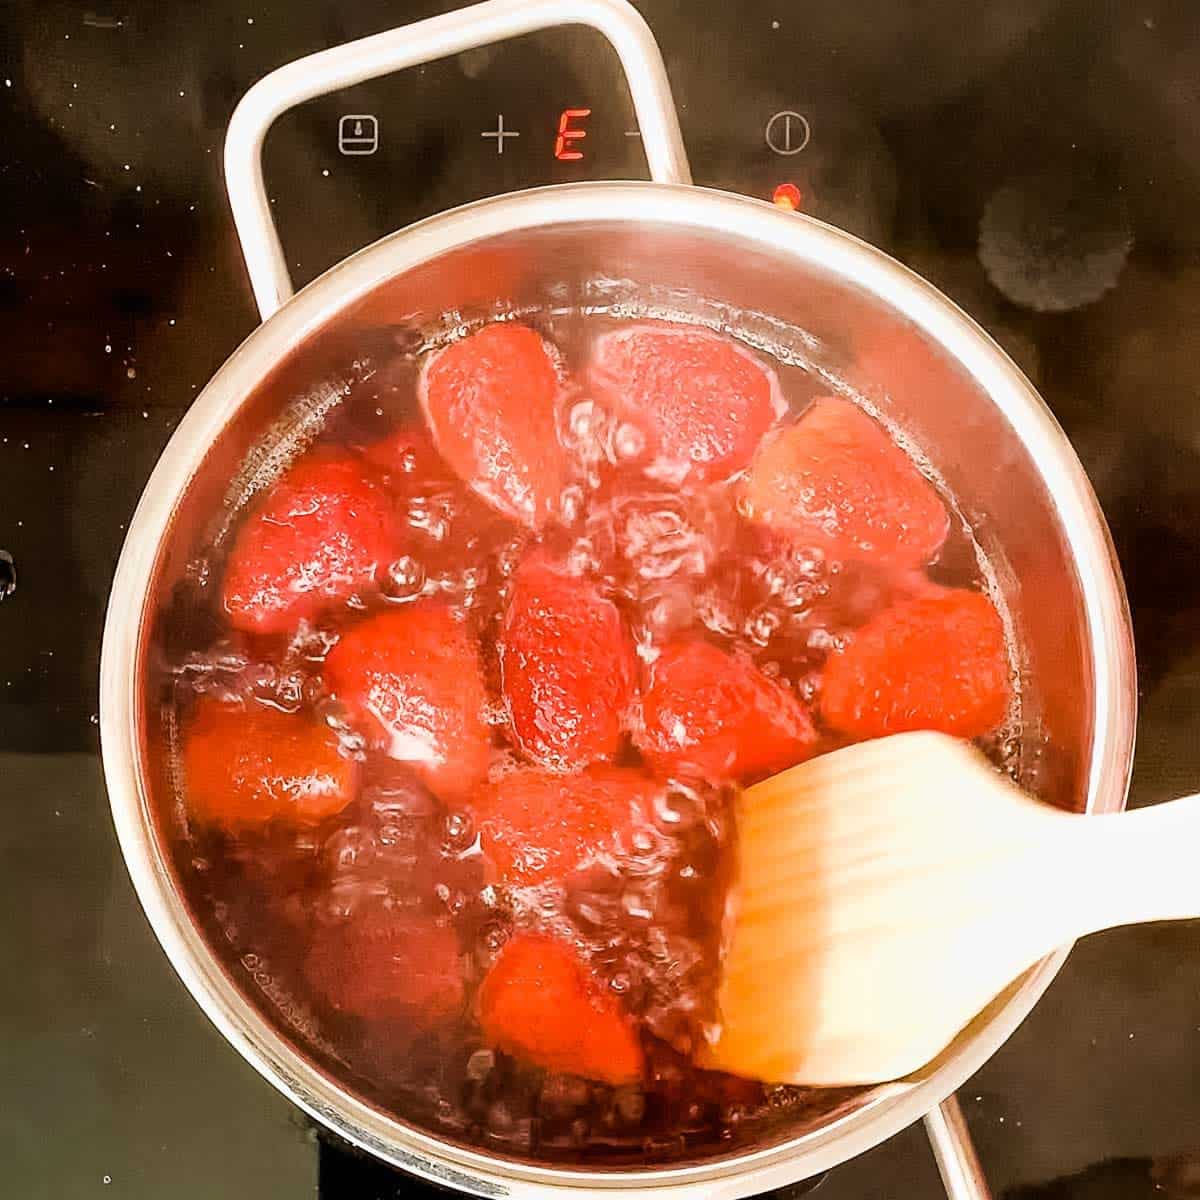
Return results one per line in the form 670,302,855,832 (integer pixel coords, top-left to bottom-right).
221,453,400,635
635,640,818,781
182,698,357,830
737,397,949,569
820,588,1010,739
590,322,785,485
501,555,636,770
477,934,643,1084
472,765,659,886
324,606,490,803
419,323,568,528
305,910,463,1023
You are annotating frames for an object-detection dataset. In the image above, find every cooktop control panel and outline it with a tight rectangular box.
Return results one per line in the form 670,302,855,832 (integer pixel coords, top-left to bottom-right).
264,25,875,289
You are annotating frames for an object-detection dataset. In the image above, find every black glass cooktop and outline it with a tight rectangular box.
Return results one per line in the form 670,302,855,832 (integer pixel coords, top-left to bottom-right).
3,0,1200,1196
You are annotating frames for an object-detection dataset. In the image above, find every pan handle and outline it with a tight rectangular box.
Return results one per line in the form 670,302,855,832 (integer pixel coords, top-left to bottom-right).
224,0,692,320
925,1095,994,1200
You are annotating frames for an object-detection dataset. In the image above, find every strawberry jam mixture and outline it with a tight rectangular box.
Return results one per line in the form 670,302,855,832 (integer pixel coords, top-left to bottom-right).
158,318,1015,1164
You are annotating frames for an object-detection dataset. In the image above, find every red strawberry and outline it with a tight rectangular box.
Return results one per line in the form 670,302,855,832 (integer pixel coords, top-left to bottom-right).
324,606,490,803
501,555,636,770
472,765,659,886
635,640,818,781
305,910,463,1023
182,698,357,830
222,453,400,635
590,322,785,485
820,588,1010,739
737,397,949,569
477,934,643,1084
419,323,568,528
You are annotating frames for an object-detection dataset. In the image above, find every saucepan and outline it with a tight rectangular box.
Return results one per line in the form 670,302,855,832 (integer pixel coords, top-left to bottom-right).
99,0,1137,1195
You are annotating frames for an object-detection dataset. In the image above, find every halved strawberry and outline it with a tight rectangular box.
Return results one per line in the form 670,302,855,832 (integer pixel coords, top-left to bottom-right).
419,323,568,528
737,397,949,568
501,555,635,770
590,322,785,485
472,765,659,887
182,698,357,830
820,588,1010,739
323,606,490,803
305,910,464,1024
221,452,400,635
477,934,643,1084
635,640,818,781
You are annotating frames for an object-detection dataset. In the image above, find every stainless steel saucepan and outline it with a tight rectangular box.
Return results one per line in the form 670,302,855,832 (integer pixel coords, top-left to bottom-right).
100,1,1137,1195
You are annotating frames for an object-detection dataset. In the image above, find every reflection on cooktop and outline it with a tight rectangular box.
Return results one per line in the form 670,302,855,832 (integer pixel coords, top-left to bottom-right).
1005,1154,1200,1199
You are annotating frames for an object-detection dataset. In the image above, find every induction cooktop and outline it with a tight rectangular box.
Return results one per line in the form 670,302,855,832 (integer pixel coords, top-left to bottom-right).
3,0,1200,1197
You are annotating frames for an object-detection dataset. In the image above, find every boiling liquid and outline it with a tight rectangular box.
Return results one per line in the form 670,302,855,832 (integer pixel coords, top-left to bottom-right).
153,307,1020,1166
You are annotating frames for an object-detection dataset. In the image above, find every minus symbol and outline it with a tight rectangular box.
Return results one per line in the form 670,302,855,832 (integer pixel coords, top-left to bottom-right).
625,130,642,138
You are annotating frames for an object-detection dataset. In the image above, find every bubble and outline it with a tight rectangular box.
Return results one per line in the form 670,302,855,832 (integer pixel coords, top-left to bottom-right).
637,586,693,642
443,810,474,852
744,607,781,646
273,670,306,711
805,627,840,654
630,828,657,854
568,400,598,439
558,484,587,525
613,422,646,460
384,555,426,601
652,783,704,832
324,825,375,871
289,624,339,662
494,538,525,578
621,890,654,921
564,537,601,576
466,1048,495,1081
407,495,454,541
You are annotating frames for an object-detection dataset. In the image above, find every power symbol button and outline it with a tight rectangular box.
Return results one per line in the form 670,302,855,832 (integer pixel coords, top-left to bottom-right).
765,111,811,156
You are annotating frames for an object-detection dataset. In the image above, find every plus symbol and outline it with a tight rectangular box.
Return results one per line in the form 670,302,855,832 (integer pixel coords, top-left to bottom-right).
480,114,521,155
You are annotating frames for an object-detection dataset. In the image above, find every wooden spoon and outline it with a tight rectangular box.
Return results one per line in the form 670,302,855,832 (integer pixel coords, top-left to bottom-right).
699,731,1199,1086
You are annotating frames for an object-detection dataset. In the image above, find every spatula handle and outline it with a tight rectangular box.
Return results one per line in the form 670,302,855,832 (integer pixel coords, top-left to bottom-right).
1075,794,1200,933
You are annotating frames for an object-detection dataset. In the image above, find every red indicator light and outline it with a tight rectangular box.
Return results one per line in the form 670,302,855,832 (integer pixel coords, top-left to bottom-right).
772,183,803,211
554,108,592,161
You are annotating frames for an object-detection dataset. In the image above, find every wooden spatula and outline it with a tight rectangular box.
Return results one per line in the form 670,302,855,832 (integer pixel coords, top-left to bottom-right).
699,731,1200,1087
